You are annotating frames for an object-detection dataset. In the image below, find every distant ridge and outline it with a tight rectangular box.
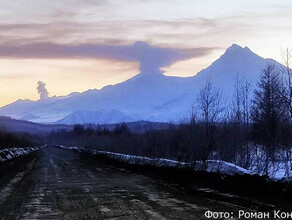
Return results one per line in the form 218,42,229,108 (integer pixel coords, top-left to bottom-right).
56,110,133,125
0,116,172,134
0,116,71,134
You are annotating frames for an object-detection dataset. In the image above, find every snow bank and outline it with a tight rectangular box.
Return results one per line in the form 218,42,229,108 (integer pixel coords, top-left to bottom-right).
96,150,187,167
58,145,81,152
192,160,251,175
56,145,292,181
59,145,185,166
0,145,46,163
57,145,251,176
95,151,251,175
241,146,292,180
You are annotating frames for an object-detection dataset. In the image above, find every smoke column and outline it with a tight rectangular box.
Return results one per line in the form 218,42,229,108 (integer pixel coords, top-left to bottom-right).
37,81,49,100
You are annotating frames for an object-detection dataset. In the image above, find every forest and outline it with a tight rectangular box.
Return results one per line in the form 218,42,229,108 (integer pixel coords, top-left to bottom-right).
0,131,39,149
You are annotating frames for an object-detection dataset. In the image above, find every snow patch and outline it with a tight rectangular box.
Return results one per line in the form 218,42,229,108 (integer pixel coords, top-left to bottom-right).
0,145,46,162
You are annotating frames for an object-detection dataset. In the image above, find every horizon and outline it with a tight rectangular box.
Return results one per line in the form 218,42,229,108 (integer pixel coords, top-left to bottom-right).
2,43,255,107
1,0,292,106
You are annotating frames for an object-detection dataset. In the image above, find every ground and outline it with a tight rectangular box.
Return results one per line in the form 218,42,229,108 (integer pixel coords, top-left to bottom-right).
0,147,270,220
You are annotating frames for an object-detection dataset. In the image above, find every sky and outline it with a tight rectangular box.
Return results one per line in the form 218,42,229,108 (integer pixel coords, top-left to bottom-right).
0,0,292,106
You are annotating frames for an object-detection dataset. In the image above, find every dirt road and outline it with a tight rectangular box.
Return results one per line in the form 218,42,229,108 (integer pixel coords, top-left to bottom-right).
0,147,251,219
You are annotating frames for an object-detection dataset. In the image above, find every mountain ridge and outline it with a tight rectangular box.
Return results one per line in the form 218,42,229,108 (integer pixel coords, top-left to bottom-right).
0,44,281,124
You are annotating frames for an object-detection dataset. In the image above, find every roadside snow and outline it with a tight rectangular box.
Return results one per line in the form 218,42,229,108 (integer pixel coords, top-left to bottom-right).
0,146,45,162
58,145,80,152
192,160,251,175
57,145,251,176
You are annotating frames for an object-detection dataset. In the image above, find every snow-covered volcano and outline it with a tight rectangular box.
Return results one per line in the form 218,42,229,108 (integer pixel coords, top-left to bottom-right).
0,44,279,124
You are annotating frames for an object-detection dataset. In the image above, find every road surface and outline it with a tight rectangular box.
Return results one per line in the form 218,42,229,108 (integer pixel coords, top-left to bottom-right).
0,147,250,219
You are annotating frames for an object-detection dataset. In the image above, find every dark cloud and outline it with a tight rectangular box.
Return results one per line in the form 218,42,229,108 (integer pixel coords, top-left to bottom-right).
0,19,218,46
0,41,214,74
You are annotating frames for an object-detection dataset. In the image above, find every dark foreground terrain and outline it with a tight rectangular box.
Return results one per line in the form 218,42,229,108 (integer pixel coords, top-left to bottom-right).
0,147,289,219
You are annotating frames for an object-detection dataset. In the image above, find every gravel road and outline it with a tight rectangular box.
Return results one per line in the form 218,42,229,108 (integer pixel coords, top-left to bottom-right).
0,147,252,219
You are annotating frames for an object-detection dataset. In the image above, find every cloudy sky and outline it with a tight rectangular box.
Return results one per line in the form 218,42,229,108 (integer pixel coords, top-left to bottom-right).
0,0,291,106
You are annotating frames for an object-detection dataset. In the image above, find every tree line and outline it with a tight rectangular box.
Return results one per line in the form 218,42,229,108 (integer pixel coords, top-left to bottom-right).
0,131,38,149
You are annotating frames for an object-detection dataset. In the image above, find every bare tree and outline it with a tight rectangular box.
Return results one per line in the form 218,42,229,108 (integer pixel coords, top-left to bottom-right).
279,48,292,178
195,80,224,161
197,80,223,123
232,74,252,168
280,48,292,119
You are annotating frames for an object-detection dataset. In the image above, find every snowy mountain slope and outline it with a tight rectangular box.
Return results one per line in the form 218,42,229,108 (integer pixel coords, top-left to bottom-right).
0,44,281,124
191,44,278,97
0,72,192,123
56,110,133,125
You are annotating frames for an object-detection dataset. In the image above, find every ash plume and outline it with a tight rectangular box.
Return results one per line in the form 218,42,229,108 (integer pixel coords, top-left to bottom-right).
37,81,49,100
0,41,214,75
